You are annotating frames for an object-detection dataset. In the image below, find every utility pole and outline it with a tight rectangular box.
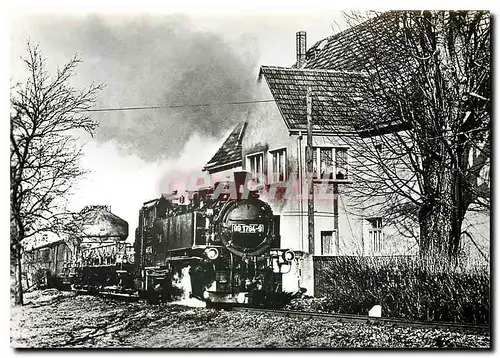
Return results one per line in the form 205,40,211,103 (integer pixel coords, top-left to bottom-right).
333,182,339,253
306,87,315,255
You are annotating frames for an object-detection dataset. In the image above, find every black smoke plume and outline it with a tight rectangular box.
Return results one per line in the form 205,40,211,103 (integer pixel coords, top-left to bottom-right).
16,14,260,161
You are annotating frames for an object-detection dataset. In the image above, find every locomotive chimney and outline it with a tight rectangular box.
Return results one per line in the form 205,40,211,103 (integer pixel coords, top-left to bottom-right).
233,171,251,200
296,31,307,68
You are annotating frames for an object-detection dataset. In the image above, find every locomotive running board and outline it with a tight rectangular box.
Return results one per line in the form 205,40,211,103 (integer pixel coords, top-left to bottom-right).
165,256,204,261
99,291,140,300
71,286,91,294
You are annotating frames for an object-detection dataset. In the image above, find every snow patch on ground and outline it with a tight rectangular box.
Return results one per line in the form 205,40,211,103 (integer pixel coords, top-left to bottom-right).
170,297,206,308
24,288,74,305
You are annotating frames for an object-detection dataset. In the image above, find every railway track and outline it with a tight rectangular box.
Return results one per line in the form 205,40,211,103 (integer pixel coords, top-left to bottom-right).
68,289,490,334
232,307,490,333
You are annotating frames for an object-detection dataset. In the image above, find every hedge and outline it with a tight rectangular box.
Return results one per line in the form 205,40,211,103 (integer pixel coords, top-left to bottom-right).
313,256,489,325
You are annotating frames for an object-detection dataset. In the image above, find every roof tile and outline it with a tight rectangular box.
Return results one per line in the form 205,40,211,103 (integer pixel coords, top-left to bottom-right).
78,206,129,240
259,66,367,132
204,122,247,171
304,13,400,71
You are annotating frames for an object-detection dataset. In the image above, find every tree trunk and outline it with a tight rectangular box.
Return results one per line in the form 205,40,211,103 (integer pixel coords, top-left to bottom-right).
418,202,451,268
418,164,470,269
449,167,466,263
12,212,25,305
14,243,24,305
418,153,456,269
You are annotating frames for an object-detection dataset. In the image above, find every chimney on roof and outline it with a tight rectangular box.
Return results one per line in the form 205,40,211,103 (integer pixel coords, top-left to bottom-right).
296,31,307,68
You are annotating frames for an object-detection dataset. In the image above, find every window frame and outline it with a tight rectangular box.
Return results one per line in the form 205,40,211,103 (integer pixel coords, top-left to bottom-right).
320,230,337,255
311,146,351,182
268,146,287,183
41,248,51,262
367,218,383,253
246,151,265,181
335,147,349,180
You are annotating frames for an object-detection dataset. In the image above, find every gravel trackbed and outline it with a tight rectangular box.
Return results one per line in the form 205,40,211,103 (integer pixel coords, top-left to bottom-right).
10,290,490,348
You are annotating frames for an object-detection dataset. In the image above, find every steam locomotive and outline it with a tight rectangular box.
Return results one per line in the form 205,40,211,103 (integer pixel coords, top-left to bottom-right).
134,171,296,306
67,171,296,306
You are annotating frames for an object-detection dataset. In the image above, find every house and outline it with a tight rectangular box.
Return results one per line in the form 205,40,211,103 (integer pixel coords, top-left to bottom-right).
202,28,417,295
23,232,72,289
204,15,489,294
22,205,129,288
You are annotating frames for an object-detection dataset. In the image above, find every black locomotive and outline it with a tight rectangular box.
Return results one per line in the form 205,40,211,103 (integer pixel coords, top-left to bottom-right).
134,171,295,306
64,171,295,306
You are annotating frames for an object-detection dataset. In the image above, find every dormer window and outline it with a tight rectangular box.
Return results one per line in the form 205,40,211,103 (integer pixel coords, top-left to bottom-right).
307,39,328,60
317,39,328,51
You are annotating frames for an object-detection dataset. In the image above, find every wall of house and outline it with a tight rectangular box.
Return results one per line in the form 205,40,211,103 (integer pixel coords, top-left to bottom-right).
239,87,312,293
309,135,364,257
209,166,243,184
310,134,421,258
241,85,304,248
460,210,489,269
203,75,490,296
238,83,420,293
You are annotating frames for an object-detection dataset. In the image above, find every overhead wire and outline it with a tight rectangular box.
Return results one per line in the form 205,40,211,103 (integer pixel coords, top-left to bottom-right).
87,99,276,113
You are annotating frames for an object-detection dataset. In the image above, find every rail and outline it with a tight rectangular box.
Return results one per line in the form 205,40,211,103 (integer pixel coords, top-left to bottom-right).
232,307,490,333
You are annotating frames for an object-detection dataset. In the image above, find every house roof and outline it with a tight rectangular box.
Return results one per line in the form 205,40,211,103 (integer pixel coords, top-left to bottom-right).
23,231,66,252
23,206,129,251
204,122,247,172
77,206,129,240
300,13,416,135
258,66,367,132
304,13,398,71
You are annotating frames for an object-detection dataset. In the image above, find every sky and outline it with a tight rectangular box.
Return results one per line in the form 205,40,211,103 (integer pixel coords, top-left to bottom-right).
9,10,347,238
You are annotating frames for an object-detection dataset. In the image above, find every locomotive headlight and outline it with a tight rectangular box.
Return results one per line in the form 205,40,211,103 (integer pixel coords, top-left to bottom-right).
205,247,219,260
282,250,295,262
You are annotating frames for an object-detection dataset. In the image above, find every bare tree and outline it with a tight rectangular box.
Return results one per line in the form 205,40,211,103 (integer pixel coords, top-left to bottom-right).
10,43,103,304
333,11,490,267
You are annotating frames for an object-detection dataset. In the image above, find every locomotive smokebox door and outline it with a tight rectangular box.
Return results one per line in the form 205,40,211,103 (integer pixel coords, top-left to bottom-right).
220,199,274,257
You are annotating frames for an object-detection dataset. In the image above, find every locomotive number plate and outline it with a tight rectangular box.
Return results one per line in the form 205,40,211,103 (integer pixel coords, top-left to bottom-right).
232,223,264,233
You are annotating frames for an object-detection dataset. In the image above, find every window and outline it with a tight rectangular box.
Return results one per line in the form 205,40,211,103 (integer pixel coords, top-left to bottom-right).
313,148,333,180
321,230,335,255
312,147,349,180
41,248,50,261
247,153,264,181
368,218,383,253
270,148,287,182
335,148,348,179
